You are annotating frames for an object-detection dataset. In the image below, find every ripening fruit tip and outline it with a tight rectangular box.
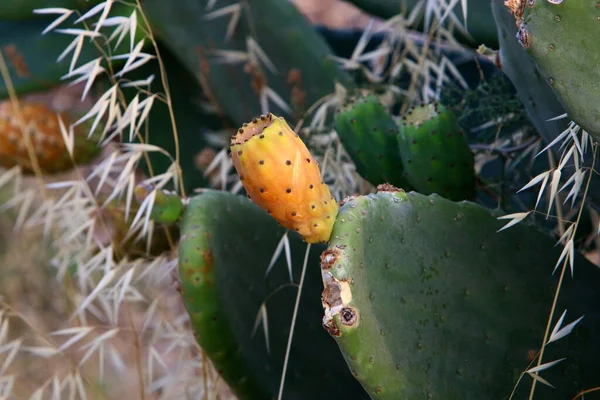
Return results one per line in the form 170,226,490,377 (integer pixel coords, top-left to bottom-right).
230,113,338,243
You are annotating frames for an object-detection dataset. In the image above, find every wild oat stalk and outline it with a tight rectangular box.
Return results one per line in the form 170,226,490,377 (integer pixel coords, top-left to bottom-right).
499,118,597,398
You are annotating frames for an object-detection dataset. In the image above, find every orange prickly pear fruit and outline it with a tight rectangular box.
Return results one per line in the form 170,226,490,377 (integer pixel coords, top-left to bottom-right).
0,101,102,174
230,113,338,244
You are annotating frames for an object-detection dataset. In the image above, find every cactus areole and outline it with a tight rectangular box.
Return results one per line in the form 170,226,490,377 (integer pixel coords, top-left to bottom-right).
230,113,339,243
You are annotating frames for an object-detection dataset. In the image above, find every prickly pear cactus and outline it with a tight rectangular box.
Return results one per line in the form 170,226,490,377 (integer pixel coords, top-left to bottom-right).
333,94,411,190
491,0,600,212
491,0,568,146
141,0,352,127
93,198,179,261
134,183,184,224
506,0,600,139
230,113,338,243
0,0,95,20
178,190,368,399
0,2,145,98
321,186,600,399
397,102,475,201
0,101,101,173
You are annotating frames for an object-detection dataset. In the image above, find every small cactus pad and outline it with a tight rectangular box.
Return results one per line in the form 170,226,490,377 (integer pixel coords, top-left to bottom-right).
506,0,600,139
397,102,475,201
230,113,338,244
134,183,184,224
333,94,412,189
321,187,600,398
0,101,101,174
92,198,179,261
177,190,368,399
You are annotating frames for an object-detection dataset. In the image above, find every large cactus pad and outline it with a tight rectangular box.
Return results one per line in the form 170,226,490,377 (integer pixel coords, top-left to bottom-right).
321,187,600,399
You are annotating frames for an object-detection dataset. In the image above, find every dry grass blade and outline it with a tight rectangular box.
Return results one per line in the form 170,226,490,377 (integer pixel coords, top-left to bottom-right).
526,358,566,388
496,212,531,232
265,231,293,281
277,243,311,400
251,303,270,355
204,3,242,41
547,310,584,345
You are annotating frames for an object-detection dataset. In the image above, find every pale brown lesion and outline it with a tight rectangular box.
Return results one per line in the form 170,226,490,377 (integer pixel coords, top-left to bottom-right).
321,270,355,335
401,102,438,126
504,0,525,26
230,113,275,145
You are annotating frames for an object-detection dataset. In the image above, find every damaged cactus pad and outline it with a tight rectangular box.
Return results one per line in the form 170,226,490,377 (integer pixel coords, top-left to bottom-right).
230,113,338,243
320,186,600,399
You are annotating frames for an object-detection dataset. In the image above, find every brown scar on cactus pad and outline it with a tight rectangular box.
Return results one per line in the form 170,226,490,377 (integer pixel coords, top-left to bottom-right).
516,23,532,48
320,246,344,270
376,183,403,193
321,260,355,337
339,307,359,327
504,0,526,25
230,113,339,243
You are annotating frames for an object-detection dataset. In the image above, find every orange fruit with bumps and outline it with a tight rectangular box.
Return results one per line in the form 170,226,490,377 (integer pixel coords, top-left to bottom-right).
0,101,101,174
230,113,338,243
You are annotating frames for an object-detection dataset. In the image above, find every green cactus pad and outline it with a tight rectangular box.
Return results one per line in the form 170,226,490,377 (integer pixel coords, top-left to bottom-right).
134,183,183,224
515,0,600,139
0,0,97,20
397,103,475,201
321,187,600,399
0,2,146,100
333,94,411,189
491,1,568,146
178,190,368,400
491,0,600,212
141,0,352,128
